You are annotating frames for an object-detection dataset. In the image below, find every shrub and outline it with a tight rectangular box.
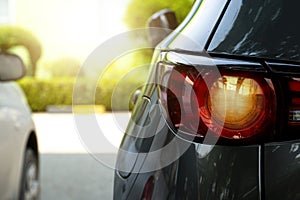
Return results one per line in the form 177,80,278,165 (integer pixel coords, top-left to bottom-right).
18,75,146,112
18,77,75,112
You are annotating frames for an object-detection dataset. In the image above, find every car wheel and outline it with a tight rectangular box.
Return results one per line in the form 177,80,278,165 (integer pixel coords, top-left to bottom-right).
20,148,40,200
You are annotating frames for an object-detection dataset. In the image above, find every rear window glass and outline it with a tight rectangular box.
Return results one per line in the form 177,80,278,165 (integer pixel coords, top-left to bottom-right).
208,0,300,62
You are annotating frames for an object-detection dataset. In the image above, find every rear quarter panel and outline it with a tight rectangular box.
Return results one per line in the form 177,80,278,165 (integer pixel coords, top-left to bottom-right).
265,141,300,199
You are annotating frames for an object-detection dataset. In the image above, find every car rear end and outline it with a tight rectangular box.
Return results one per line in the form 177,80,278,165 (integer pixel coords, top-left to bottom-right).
114,0,300,199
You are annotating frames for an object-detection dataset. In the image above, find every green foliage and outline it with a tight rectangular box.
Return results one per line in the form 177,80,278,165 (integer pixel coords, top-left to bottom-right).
96,69,147,111
17,48,150,112
95,50,150,111
124,0,195,29
41,57,82,78
18,72,147,112
0,26,42,76
18,77,75,112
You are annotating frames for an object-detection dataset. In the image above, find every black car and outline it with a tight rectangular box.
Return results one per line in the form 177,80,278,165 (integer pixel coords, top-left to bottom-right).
114,0,300,199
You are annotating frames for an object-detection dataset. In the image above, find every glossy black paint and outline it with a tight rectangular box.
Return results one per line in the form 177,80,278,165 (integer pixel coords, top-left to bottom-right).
208,0,300,62
115,92,261,199
265,142,300,200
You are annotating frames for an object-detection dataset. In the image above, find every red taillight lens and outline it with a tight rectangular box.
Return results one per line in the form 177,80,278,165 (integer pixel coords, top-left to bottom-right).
141,176,155,200
159,63,276,141
288,80,300,123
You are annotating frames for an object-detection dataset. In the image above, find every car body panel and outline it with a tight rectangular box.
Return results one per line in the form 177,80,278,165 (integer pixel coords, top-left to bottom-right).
0,82,35,199
264,141,300,200
134,143,260,200
116,112,261,200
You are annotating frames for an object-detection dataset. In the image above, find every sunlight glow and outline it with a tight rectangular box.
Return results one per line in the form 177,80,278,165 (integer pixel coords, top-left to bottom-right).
15,0,130,61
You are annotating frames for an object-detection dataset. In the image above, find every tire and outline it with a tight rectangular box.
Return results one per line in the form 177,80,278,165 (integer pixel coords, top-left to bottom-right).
20,148,40,200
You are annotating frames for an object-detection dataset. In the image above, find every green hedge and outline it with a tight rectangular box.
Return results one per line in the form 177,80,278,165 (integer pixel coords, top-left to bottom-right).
17,77,145,112
18,77,74,112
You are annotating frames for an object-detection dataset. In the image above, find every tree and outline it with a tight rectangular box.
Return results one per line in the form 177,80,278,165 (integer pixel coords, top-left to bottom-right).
124,0,195,29
0,26,42,77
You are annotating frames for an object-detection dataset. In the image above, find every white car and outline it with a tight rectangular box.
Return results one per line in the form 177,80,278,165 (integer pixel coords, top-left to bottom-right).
0,53,39,200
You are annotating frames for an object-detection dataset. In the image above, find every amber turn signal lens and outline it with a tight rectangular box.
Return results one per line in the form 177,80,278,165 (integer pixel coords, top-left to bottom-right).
208,76,264,130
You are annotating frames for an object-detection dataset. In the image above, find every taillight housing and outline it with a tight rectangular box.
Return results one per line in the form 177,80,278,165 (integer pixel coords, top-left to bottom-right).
289,80,300,124
285,79,300,139
158,62,276,144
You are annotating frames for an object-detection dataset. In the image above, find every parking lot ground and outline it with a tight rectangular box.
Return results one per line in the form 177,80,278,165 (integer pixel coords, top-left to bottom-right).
40,154,115,200
33,113,130,200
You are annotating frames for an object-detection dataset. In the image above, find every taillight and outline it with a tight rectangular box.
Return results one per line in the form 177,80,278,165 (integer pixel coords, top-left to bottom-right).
141,176,155,200
158,63,276,143
289,80,300,124
284,79,300,139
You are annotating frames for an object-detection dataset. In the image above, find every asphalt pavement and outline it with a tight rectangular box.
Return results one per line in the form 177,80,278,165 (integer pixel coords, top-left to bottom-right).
40,154,114,200
33,113,130,200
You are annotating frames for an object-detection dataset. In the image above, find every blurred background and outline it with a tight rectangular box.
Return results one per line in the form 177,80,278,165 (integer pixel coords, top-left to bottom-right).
0,0,194,199
0,0,193,112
